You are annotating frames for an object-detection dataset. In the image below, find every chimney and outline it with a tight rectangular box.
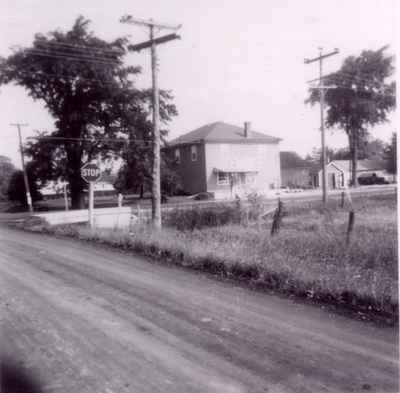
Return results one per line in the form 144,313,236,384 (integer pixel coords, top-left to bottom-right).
244,121,251,138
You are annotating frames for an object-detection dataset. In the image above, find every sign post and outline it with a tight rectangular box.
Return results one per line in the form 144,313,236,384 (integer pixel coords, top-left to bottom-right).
88,181,94,227
80,162,101,228
63,183,69,211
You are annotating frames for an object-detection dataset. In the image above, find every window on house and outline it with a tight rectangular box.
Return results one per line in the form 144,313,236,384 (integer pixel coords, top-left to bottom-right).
217,172,229,185
191,145,197,161
174,148,180,164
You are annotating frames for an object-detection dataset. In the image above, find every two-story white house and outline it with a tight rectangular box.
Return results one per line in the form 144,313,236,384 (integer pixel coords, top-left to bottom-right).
165,121,282,199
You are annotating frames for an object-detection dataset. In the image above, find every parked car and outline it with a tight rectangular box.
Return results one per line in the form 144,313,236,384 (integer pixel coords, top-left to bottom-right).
358,174,388,185
193,192,215,201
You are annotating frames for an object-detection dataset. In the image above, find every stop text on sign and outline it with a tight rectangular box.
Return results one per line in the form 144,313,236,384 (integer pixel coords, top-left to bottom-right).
82,168,100,177
81,162,101,183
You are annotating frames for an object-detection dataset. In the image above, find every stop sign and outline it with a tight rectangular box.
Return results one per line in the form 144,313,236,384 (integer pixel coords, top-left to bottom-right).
81,162,101,183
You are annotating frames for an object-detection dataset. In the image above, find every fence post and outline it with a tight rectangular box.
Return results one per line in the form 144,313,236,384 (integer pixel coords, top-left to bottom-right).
341,191,345,208
346,210,355,244
63,183,69,211
271,198,283,236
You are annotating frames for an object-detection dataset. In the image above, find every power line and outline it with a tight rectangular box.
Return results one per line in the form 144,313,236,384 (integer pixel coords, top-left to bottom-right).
308,78,393,98
19,69,116,83
26,49,119,66
28,135,151,144
35,40,124,56
27,135,156,151
35,46,120,62
307,68,394,86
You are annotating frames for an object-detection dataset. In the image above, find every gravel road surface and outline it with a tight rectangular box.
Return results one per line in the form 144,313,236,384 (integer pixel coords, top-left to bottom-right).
0,226,398,393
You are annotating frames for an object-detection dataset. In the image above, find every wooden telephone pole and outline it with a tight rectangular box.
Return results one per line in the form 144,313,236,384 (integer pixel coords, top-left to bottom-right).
305,48,339,205
10,123,33,212
121,15,181,229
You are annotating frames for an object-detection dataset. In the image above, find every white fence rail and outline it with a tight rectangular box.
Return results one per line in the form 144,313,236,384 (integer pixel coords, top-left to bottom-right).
35,206,139,229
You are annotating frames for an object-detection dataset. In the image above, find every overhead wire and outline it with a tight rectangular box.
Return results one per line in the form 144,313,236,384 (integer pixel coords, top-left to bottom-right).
13,41,164,160
308,66,395,87
27,136,154,157
307,70,394,99
25,49,119,66
29,134,153,147
35,40,123,55
17,59,141,89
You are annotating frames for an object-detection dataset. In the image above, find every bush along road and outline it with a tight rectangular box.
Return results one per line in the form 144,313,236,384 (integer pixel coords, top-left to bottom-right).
0,226,398,393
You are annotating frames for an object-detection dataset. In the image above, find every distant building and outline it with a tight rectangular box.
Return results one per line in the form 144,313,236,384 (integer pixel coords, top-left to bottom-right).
318,159,394,189
280,151,315,188
165,121,281,199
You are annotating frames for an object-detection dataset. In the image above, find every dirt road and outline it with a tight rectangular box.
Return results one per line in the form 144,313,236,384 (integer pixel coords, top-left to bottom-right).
0,226,398,393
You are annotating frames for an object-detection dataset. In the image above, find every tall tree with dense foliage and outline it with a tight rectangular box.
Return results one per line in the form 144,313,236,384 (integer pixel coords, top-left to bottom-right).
0,17,176,208
307,46,395,186
0,155,17,201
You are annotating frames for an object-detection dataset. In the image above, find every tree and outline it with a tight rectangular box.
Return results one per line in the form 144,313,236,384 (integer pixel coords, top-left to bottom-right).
330,147,350,161
306,46,395,186
7,162,41,206
305,146,337,164
280,151,309,168
359,138,386,159
385,132,397,175
115,145,182,197
305,137,387,166
160,152,182,196
0,17,176,209
0,155,17,201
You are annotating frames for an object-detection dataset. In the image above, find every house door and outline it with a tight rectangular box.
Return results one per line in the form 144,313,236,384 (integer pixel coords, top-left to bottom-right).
339,173,344,187
313,175,319,188
329,173,336,189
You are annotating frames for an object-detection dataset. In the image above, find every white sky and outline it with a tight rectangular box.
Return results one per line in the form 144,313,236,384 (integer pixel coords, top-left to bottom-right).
0,0,397,168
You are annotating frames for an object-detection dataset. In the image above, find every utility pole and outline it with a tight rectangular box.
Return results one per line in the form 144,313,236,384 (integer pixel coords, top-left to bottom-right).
10,123,33,212
305,48,339,205
121,15,181,229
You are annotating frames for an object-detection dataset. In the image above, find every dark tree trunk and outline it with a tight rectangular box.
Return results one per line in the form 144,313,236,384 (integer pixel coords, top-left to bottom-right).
140,184,144,199
351,131,359,187
68,172,86,210
70,188,85,209
65,137,86,210
348,131,358,187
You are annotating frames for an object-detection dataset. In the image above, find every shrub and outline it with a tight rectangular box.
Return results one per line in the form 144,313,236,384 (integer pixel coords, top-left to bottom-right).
163,204,239,230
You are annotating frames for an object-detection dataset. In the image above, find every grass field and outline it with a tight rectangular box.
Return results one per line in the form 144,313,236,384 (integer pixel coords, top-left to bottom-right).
23,192,398,322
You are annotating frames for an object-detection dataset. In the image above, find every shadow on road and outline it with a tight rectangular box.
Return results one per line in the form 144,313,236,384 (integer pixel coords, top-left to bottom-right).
1,357,43,393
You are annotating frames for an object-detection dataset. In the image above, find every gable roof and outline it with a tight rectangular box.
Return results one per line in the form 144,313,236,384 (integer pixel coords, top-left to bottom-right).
328,159,388,172
168,122,281,146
